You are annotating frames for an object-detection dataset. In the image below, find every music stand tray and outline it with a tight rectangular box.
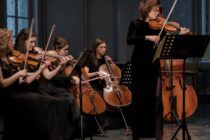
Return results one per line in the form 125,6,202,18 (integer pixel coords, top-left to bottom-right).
153,35,210,140
120,62,132,87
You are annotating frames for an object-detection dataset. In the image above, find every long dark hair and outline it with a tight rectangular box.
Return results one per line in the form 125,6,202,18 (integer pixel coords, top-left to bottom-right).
52,37,69,50
14,28,36,53
90,37,106,66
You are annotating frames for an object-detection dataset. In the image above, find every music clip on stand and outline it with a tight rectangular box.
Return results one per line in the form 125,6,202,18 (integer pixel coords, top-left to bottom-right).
120,62,132,87
153,35,210,140
72,49,92,140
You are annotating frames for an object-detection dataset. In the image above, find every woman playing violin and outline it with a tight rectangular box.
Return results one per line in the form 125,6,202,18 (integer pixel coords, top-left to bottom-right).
38,36,80,139
14,28,44,71
39,36,79,94
0,29,28,88
126,2,165,140
0,28,50,140
127,1,191,140
2,28,77,140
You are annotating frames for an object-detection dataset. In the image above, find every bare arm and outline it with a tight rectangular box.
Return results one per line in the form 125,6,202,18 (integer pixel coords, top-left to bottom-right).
42,57,72,80
84,66,98,78
84,66,107,79
0,66,27,88
25,65,45,84
42,64,62,80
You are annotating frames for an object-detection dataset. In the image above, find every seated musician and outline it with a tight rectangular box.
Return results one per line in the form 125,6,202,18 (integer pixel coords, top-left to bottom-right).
83,37,115,132
37,36,80,139
0,28,51,140
1,27,78,140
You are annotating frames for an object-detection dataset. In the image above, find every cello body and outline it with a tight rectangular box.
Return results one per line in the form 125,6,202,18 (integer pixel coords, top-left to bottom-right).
70,68,106,115
99,62,132,108
161,59,198,121
103,83,132,108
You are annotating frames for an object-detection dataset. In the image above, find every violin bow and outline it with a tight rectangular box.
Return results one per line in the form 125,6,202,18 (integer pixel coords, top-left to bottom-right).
23,17,35,70
154,0,178,49
41,24,56,62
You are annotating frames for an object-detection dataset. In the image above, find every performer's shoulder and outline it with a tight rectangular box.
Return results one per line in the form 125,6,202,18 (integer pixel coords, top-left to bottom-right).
130,18,145,25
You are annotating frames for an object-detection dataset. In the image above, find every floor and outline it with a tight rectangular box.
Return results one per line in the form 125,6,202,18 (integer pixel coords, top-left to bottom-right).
0,103,209,140
89,103,210,140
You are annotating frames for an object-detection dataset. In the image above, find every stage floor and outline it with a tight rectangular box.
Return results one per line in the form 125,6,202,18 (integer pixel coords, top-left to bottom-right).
0,103,209,140
89,103,210,140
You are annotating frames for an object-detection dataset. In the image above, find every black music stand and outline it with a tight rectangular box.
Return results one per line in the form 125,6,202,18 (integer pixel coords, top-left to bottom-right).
153,35,210,140
72,49,92,140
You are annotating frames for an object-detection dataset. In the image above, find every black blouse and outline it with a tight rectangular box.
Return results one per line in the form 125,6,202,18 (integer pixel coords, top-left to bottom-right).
127,19,166,63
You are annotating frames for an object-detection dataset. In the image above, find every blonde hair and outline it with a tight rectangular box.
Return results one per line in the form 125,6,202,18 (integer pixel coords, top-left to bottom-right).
0,29,13,57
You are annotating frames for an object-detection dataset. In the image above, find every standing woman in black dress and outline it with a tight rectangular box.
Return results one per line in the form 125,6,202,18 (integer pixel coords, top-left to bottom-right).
126,2,164,140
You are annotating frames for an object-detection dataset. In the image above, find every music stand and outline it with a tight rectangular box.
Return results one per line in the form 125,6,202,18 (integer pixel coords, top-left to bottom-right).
153,35,210,140
72,49,92,140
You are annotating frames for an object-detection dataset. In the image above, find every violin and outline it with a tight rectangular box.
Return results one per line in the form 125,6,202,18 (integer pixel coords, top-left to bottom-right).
44,50,76,76
46,50,75,63
148,17,191,34
9,50,40,66
9,50,25,64
30,48,75,64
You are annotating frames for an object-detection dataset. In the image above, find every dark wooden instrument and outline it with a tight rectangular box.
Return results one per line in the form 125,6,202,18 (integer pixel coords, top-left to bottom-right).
99,60,132,108
161,59,198,121
70,68,106,115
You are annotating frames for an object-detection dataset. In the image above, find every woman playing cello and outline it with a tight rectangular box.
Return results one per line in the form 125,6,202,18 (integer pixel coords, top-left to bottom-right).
83,37,115,131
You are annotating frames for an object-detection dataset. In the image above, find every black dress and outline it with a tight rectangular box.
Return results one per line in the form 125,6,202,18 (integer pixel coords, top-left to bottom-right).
83,57,111,133
86,57,106,93
1,59,48,140
126,19,165,139
1,58,78,140
37,62,80,140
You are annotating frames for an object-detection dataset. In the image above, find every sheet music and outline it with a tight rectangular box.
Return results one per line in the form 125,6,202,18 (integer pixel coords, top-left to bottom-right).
153,35,210,62
153,36,166,62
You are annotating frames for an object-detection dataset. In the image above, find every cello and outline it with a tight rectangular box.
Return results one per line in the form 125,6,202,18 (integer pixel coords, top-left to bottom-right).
70,68,106,115
99,57,132,135
161,59,198,121
69,67,107,135
99,58,132,108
